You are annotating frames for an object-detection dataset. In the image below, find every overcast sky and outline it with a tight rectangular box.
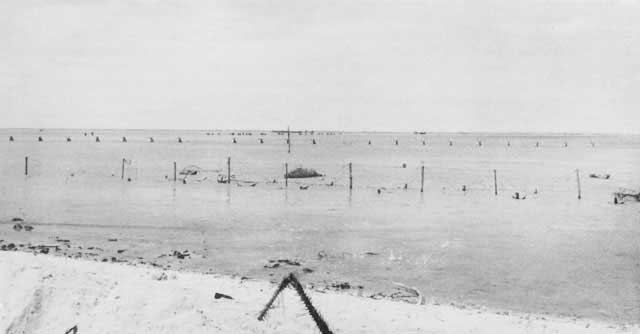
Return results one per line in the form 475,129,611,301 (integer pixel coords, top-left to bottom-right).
1,0,639,132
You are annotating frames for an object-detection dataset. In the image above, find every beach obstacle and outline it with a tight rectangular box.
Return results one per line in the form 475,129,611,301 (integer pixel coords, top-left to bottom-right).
349,162,353,190
66,137,71,142
24,156,28,176
95,136,100,142
64,325,78,334
258,273,333,334
227,157,231,184
420,165,425,193
493,169,498,196
38,136,43,142
173,161,177,182
121,158,126,180
285,163,288,187
122,136,127,143
9,136,13,142
576,169,582,199
178,137,182,143
287,126,291,153
149,137,154,143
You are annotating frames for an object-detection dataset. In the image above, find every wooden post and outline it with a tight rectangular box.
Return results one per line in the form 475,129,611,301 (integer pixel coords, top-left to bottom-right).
24,156,28,176
420,165,425,193
576,169,581,199
493,169,498,196
173,161,177,182
285,163,288,187
349,162,353,190
287,126,291,154
121,158,125,180
227,157,231,184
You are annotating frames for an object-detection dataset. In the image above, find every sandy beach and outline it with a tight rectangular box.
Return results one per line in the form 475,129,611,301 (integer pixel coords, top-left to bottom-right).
1,251,638,334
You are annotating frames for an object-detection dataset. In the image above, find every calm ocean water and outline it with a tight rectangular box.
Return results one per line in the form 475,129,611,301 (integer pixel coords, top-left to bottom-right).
1,129,639,323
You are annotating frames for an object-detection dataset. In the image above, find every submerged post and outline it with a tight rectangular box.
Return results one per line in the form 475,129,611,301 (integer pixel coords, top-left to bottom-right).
287,126,291,154
121,158,125,180
24,156,28,176
348,162,353,190
420,165,425,193
576,169,581,199
173,161,177,182
227,157,231,184
493,169,498,196
285,163,288,187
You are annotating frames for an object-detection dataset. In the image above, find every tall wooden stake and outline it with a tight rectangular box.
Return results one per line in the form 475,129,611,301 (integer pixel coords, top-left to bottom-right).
285,163,288,187
24,156,28,176
576,169,581,199
227,157,231,184
493,169,498,196
121,158,125,180
348,162,353,190
287,126,291,154
173,161,177,182
420,165,425,193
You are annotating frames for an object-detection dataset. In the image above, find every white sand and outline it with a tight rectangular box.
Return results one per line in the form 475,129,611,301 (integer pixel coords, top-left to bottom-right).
0,252,637,334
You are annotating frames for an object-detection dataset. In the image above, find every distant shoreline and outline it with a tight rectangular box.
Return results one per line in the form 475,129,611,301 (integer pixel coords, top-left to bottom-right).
0,128,638,137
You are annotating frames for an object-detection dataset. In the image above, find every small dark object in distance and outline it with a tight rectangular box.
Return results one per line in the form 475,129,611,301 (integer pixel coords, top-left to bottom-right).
214,292,233,300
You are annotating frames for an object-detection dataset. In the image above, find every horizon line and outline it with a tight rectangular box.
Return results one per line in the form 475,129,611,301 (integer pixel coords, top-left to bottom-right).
0,127,639,136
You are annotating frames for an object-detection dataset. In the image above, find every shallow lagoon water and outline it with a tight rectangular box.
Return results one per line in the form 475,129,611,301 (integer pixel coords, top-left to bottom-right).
1,129,639,323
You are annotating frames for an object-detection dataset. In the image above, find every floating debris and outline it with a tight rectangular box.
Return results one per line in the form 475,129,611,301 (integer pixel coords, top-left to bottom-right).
285,167,323,178
614,188,640,203
512,192,526,200
179,165,201,176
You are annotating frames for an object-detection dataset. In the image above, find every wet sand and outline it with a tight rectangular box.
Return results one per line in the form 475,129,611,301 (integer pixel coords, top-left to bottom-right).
2,251,638,334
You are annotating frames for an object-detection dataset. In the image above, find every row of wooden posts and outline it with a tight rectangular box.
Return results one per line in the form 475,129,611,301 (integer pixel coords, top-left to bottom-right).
22,156,584,199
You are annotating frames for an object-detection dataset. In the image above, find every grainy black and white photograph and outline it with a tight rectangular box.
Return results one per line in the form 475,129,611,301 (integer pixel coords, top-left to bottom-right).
1,0,639,333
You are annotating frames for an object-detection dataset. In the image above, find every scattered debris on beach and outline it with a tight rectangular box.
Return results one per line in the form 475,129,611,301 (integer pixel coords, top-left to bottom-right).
214,292,233,300
12,223,34,231
169,250,190,259
264,258,301,268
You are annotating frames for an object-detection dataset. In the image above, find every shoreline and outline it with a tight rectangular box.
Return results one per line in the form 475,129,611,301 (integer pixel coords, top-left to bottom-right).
1,251,637,334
